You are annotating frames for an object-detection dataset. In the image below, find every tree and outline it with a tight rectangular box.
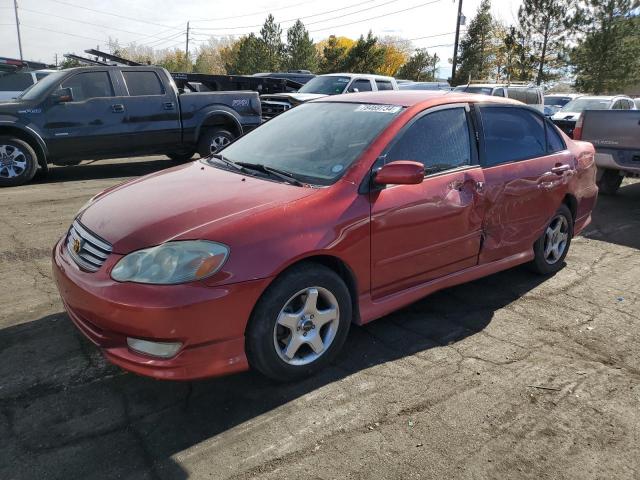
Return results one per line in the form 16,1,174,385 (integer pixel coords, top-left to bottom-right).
225,33,271,74
377,36,412,76
194,37,235,74
397,48,439,80
342,32,385,74
156,49,192,72
454,0,495,84
317,36,354,73
59,57,81,69
518,0,575,85
571,0,640,94
260,14,285,71
285,20,318,71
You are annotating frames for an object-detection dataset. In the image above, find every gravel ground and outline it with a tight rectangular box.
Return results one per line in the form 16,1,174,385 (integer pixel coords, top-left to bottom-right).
0,157,638,480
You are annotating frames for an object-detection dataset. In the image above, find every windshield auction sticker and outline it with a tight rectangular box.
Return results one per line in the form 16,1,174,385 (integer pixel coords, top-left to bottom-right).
355,104,402,113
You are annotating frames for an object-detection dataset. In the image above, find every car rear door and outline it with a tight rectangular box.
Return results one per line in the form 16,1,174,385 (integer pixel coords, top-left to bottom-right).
119,69,181,153
475,105,574,263
44,70,129,159
370,104,485,299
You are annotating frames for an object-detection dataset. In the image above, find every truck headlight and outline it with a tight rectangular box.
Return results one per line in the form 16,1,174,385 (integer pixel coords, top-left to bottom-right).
111,241,229,284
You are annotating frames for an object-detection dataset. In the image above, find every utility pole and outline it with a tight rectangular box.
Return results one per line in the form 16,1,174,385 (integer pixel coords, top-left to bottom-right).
185,21,190,58
450,0,463,85
13,0,24,61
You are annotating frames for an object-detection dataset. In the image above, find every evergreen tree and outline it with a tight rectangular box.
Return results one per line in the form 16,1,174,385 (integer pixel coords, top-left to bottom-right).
260,14,285,71
397,49,439,80
341,32,385,73
318,36,351,73
518,0,575,85
285,20,318,71
225,34,271,74
455,0,495,85
571,0,640,94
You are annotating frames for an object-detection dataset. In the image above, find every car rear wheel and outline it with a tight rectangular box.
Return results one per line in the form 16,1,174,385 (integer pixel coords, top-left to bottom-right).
197,128,234,158
597,168,623,195
529,204,573,275
246,263,352,382
0,137,38,187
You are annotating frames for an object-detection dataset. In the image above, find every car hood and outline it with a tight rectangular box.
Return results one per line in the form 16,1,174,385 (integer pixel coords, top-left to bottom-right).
552,111,581,121
261,92,328,104
78,161,317,253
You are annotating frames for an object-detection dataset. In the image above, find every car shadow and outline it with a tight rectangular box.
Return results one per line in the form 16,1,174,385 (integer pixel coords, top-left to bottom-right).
580,179,640,250
30,156,183,185
0,265,552,480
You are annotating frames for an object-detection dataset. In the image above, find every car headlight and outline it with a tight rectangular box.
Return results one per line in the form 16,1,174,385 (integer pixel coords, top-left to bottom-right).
111,240,229,284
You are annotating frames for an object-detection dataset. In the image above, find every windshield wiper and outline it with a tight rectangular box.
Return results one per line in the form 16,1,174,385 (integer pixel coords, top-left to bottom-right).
209,153,248,173
234,162,305,187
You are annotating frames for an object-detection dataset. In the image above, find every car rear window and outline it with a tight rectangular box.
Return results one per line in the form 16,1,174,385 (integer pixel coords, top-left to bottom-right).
123,71,165,96
480,106,547,166
376,80,394,91
0,72,33,91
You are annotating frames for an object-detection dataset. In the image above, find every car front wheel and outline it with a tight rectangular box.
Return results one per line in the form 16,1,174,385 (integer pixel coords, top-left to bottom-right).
245,263,352,382
529,204,573,275
0,137,39,187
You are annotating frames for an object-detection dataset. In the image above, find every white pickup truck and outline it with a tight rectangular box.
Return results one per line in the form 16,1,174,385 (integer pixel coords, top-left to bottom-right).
574,110,640,194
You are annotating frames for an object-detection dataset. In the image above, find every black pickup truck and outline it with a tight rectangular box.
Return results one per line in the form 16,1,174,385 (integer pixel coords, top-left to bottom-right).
0,66,261,186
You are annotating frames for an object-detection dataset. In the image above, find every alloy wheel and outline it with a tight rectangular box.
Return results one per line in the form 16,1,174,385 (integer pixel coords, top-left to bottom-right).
209,135,230,153
273,287,340,366
543,215,569,264
0,144,28,179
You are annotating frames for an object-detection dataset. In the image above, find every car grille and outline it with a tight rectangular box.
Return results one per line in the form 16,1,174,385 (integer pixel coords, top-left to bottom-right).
262,101,291,119
66,220,112,272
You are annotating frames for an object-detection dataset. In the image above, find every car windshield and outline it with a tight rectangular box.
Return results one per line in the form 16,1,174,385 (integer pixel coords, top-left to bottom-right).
298,76,350,95
18,70,66,100
212,102,402,185
560,97,611,112
453,85,493,95
545,96,573,106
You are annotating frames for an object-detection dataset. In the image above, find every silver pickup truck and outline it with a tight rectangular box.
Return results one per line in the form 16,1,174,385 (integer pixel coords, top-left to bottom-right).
575,110,640,195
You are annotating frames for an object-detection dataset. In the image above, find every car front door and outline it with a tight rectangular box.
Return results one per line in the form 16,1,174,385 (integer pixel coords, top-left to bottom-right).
119,69,181,153
370,104,485,299
475,105,574,263
347,79,374,93
44,70,128,160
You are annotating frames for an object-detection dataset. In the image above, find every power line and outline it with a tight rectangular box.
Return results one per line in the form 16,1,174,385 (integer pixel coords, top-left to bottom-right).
19,23,107,42
309,0,443,33
195,0,317,22
40,0,183,31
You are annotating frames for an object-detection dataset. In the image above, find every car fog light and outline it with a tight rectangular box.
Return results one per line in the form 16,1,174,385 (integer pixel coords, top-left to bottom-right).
126,338,182,358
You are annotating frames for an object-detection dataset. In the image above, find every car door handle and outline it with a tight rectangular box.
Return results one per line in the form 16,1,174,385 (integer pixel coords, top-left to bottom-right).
163,102,175,110
551,164,571,175
111,104,125,113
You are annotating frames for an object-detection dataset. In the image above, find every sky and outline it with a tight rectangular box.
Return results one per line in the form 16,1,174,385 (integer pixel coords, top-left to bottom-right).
1,0,523,77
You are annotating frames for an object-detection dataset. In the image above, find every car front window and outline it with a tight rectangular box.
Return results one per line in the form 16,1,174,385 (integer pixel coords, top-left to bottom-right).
560,98,611,113
19,71,66,100
213,102,402,185
298,76,351,95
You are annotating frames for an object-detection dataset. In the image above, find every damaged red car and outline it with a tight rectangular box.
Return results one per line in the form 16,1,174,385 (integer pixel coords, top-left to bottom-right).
53,91,598,381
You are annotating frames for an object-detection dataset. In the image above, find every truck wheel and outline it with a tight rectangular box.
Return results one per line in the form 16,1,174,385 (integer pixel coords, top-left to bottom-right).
529,204,573,275
166,150,196,162
245,263,352,382
197,128,234,158
597,169,623,195
0,137,39,187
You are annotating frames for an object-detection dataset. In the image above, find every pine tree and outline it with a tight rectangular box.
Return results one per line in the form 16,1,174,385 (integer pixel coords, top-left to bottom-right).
225,34,270,74
341,32,385,74
260,14,285,71
518,0,575,85
285,20,318,71
455,0,495,85
571,0,640,94
397,49,439,81
318,36,351,73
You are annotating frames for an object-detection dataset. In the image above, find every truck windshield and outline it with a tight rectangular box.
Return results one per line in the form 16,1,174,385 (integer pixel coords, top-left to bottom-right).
19,71,66,100
560,97,611,113
298,76,350,95
214,102,402,185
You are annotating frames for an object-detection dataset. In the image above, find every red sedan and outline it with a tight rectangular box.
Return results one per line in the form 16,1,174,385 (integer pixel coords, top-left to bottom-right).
53,91,598,381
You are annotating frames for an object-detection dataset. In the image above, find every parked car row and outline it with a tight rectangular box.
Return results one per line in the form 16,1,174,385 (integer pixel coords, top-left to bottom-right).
52,89,598,382
551,95,637,138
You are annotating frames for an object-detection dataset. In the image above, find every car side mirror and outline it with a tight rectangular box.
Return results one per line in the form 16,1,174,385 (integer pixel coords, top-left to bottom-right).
374,161,425,186
51,87,73,103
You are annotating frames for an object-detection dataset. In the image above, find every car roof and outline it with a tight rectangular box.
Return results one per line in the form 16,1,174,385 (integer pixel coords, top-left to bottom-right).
315,90,521,108
321,72,395,81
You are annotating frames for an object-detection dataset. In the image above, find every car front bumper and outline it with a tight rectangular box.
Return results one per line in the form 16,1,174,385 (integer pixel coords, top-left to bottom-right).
52,237,272,380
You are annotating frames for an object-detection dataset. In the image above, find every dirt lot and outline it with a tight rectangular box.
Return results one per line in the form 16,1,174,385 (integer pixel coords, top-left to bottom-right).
0,157,638,480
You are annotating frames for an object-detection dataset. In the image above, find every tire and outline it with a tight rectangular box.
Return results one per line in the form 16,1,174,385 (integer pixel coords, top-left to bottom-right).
197,128,234,158
597,169,623,195
0,137,39,187
245,263,352,382
529,204,573,275
166,150,196,162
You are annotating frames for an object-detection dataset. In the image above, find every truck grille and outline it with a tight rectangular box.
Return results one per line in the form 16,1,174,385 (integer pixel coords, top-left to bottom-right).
66,220,112,272
262,101,291,119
